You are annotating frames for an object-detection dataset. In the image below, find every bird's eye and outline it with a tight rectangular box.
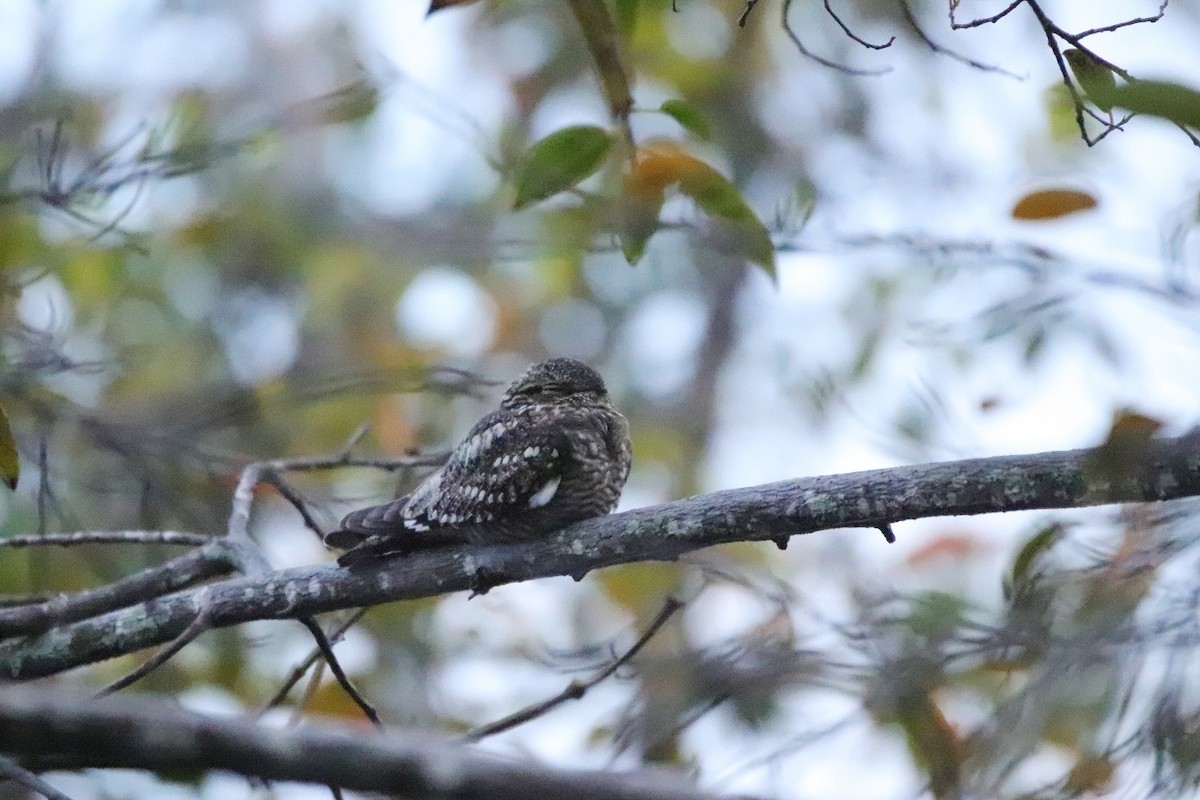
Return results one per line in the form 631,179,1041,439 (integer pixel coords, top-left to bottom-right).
525,383,564,397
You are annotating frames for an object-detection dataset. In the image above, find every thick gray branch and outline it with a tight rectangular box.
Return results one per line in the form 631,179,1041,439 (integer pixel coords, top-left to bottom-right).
2,436,1198,679
0,540,235,638
0,687,736,800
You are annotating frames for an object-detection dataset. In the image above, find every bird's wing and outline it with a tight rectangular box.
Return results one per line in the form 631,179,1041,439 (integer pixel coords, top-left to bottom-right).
332,411,569,555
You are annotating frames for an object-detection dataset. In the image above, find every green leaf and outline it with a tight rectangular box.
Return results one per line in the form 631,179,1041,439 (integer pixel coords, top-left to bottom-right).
1009,523,1064,593
676,161,776,277
1063,49,1117,112
660,99,712,140
1105,79,1200,129
615,0,639,37
0,405,18,490
513,126,614,209
318,80,379,124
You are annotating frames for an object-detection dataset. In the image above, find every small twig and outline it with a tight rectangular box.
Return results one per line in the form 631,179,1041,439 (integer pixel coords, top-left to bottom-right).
96,603,213,697
262,470,327,539
0,754,74,800
878,522,897,544
0,530,211,548
824,0,894,49
949,0,1024,30
1076,0,1168,39
36,430,49,539
260,608,370,715
781,0,890,76
738,0,759,27
298,616,383,729
289,659,327,727
337,421,372,458
900,0,1021,78
464,596,684,742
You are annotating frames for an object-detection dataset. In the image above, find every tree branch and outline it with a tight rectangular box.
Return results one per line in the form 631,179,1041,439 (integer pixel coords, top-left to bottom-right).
0,687,738,800
464,596,685,742
2,436,1199,679
0,539,235,637
0,753,74,800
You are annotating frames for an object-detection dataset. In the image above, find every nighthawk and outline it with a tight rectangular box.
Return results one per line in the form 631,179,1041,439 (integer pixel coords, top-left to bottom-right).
327,358,632,566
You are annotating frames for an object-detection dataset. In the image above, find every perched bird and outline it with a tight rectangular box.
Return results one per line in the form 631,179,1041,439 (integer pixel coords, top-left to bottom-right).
327,358,631,567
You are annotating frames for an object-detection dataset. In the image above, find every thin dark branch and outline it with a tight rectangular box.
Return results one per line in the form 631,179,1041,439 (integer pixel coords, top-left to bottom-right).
0,530,211,548
465,596,684,742
0,754,74,800
297,615,383,729
824,0,894,49
94,604,212,696
259,608,370,715
4,435,1200,679
738,0,759,27
949,0,1025,29
781,0,890,76
0,688,736,800
36,429,49,539
263,470,327,539
900,0,1022,78
1076,0,1168,38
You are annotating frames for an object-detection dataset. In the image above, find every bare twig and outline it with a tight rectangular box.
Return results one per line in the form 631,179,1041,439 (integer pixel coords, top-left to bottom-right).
0,530,211,548
297,615,383,729
824,0,894,50
949,0,1024,29
0,754,74,800
782,0,890,76
738,0,759,27
465,597,685,742
95,602,212,697
1076,0,1168,39
259,608,371,715
899,0,1021,78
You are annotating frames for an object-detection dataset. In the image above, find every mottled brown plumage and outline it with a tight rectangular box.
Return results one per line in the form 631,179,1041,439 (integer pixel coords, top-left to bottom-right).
327,358,631,566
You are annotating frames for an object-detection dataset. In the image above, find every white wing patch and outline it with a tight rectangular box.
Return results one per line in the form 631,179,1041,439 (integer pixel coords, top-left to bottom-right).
528,475,561,508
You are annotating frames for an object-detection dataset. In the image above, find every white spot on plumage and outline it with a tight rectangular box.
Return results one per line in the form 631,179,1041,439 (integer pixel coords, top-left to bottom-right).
528,476,561,508
524,446,540,458
405,519,431,532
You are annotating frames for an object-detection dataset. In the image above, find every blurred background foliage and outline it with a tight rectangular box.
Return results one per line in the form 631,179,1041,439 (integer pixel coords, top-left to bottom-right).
0,1,1199,798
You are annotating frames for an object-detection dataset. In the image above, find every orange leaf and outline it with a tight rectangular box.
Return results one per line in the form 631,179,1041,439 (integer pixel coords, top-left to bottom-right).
905,534,983,567
1012,188,1098,221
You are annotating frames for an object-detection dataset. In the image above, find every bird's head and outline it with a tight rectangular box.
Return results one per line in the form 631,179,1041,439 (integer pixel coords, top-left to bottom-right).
500,358,610,410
